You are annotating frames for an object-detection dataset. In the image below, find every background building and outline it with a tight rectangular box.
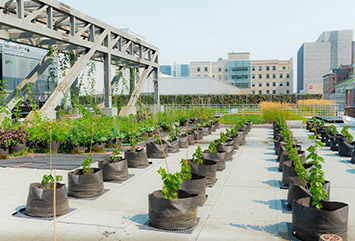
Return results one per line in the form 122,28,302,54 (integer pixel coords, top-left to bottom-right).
297,30,354,94
159,63,190,77
190,52,293,94
323,65,353,99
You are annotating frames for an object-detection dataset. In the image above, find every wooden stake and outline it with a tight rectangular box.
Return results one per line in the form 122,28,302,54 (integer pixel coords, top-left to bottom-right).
156,127,169,173
49,126,52,175
53,169,57,241
185,121,189,168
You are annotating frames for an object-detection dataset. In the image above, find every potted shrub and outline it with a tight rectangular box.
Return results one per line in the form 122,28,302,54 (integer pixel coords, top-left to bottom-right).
188,146,217,185
146,134,168,158
68,154,104,198
98,145,129,181
66,120,89,154
124,135,149,168
148,167,198,230
215,132,234,161
226,127,240,150
337,126,354,157
9,126,29,155
292,125,348,240
202,142,226,171
0,127,9,158
193,124,203,141
179,129,194,147
179,158,206,205
42,120,67,153
163,127,180,153
325,125,337,147
26,174,69,217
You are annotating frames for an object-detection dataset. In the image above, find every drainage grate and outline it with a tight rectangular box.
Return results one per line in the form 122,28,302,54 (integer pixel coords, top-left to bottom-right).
287,223,301,241
68,189,110,201
281,200,292,214
139,218,200,234
207,178,217,188
106,174,135,184
198,195,208,207
12,207,76,221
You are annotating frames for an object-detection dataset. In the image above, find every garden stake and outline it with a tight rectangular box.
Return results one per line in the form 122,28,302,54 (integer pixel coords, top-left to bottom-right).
156,127,169,173
53,168,57,241
185,121,189,168
49,126,52,175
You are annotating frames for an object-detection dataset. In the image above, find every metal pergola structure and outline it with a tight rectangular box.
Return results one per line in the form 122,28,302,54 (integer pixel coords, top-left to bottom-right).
0,0,159,118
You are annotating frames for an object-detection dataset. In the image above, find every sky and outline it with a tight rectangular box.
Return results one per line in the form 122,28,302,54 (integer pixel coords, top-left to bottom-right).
60,0,355,65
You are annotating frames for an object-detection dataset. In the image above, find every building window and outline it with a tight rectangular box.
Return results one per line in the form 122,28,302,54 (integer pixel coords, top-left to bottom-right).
266,82,270,87
286,73,290,78
273,74,276,79
332,83,335,87
197,67,200,72
332,77,335,81
204,67,208,72
224,76,228,80
266,66,270,71
279,73,283,78
272,90,276,94
252,74,255,79
252,66,255,71
273,66,276,71
259,74,262,79
266,74,270,79
225,68,228,72
219,75,222,80
283,66,286,70
286,82,290,86
273,82,276,87
286,90,290,94
338,77,341,81
280,83,283,87
259,83,262,87
252,83,255,87
266,90,270,94
259,66,262,71
259,90,262,94
218,67,222,72
252,90,255,94
279,90,283,94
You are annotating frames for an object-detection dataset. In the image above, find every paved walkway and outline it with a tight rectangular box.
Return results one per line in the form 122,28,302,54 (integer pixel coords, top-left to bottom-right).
0,126,354,240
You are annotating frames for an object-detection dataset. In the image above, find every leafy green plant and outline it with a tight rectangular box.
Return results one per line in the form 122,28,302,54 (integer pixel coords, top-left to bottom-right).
341,126,353,143
307,125,328,209
208,142,217,153
191,145,203,164
41,174,63,188
158,167,182,199
154,134,161,144
82,154,94,174
169,128,177,142
327,125,338,136
129,135,137,152
320,119,325,128
216,132,227,145
180,158,191,180
111,144,122,162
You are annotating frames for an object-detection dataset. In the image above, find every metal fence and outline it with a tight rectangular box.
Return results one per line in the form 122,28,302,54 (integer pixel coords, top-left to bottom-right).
146,104,345,118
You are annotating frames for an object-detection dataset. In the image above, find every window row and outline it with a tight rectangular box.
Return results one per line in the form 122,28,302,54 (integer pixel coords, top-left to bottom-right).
252,73,290,79
252,66,287,71
252,90,290,94
251,82,290,87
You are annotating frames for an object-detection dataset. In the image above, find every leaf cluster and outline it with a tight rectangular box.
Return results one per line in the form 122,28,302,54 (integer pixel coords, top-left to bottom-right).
158,167,182,199
82,154,94,174
180,158,192,180
41,174,63,188
192,145,203,164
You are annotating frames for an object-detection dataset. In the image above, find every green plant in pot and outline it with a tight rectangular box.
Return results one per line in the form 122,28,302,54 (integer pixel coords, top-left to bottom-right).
8,126,29,156
146,134,168,159
124,134,149,168
148,166,198,230
164,127,180,153
26,173,69,217
291,125,348,241
338,126,354,157
0,127,10,158
202,141,227,171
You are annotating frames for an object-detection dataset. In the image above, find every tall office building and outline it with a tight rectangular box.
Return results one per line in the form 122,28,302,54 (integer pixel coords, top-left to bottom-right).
190,52,293,94
297,30,353,94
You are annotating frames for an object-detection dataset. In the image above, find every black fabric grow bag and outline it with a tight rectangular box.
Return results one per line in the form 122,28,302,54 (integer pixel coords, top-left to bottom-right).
188,159,217,185
149,190,198,230
98,156,129,181
163,139,180,153
107,138,122,148
180,173,206,205
0,146,9,158
124,148,149,168
279,149,306,172
43,141,61,153
202,127,209,136
146,142,168,159
277,142,301,161
202,150,226,171
68,168,104,198
237,131,246,146
287,177,330,209
216,143,234,161
330,135,345,152
92,141,106,152
66,142,85,154
26,183,69,217
214,121,221,129
282,161,313,187
193,129,204,140
337,138,355,157
351,149,355,163
292,197,349,241
178,135,188,148
10,143,26,154
188,133,195,145
227,136,239,150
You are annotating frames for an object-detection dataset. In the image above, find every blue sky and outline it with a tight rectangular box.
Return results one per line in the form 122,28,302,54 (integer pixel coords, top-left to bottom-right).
61,0,355,65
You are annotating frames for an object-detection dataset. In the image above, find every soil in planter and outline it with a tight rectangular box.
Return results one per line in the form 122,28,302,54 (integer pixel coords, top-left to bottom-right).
149,190,198,230
124,148,149,168
68,168,104,198
146,142,168,159
292,197,349,241
180,173,206,205
188,159,217,185
26,183,69,217
98,156,129,181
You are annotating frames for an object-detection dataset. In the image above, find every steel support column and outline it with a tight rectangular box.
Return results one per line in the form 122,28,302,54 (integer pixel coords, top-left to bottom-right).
103,52,111,108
